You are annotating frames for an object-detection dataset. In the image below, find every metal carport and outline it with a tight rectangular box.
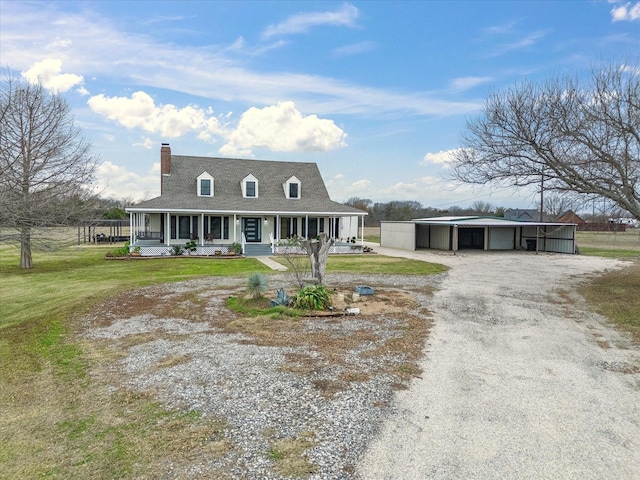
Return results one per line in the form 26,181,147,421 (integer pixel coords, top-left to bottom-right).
381,216,577,254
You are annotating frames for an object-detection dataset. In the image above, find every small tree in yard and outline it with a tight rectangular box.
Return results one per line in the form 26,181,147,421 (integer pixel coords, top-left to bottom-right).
279,237,312,288
0,72,98,268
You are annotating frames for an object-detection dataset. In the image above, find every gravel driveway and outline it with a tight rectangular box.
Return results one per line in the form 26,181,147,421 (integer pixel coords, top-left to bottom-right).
357,249,640,479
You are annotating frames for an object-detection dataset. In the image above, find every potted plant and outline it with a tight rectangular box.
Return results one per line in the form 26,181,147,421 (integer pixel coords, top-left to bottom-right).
229,242,243,256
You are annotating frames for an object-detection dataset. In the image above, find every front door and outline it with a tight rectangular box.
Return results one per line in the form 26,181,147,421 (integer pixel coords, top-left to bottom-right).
242,218,262,242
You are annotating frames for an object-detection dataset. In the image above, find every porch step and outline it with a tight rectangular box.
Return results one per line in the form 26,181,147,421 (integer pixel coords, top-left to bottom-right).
243,244,273,257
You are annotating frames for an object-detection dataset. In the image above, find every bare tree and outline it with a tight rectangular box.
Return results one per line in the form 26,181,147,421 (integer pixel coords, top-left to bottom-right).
344,197,372,211
538,192,584,221
470,200,494,215
0,73,98,268
449,63,640,220
278,237,312,288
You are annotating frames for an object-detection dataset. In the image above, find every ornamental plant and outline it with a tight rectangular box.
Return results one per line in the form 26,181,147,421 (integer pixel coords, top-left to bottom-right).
246,272,269,299
291,285,332,310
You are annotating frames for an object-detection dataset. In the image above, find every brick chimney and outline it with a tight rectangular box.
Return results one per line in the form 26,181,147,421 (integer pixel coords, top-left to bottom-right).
160,143,171,194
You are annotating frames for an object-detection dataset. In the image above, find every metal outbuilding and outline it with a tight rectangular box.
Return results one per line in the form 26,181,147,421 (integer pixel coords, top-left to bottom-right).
380,216,578,254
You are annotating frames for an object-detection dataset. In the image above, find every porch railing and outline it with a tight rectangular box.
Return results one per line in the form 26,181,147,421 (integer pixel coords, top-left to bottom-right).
136,231,162,241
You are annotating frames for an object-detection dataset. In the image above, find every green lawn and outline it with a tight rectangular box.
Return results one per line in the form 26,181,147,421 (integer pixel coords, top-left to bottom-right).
576,230,640,258
0,244,271,330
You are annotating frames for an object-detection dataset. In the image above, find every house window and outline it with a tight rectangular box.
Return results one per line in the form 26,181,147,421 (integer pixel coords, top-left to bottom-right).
200,179,211,196
246,181,256,197
197,172,214,196
210,217,222,240
205,216,230,240
280,217,298,238
284,176,301,199
178,216,190,239
223,217,229,239
242,174,258,198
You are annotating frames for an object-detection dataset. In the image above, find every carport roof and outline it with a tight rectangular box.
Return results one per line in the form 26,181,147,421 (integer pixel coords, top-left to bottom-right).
409,216,577,227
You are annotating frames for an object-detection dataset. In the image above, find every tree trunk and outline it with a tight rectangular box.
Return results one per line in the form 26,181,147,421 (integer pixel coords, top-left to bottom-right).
20,226,33,269
301,233,334,285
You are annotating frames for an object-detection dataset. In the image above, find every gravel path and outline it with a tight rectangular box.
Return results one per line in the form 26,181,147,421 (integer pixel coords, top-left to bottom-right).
357,249,640,479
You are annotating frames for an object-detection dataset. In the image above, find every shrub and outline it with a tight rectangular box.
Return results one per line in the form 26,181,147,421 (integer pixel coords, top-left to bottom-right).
170,245,183,256
291,285,332,310
246,272,269,299
184,240,197,254
231,242,243,254
108,241,130,257
269,288,291,307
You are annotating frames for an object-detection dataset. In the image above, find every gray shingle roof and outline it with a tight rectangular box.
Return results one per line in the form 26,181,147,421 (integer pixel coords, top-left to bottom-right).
130,155,365,216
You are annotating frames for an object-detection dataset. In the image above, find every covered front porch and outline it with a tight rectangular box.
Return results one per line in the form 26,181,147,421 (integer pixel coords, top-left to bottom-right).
128,210,366,256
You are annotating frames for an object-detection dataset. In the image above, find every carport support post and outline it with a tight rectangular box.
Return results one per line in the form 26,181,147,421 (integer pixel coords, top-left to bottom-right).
452,224,459,255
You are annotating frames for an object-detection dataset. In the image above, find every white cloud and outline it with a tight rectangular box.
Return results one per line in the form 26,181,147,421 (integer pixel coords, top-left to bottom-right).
420,149,460,167
133,137,155,149
21,58,84,93
95,161,160,201
483,30,550,58
351,179,370,189
332,41,376,57
620,63,640,75
219,101,347,156
449,76,494,91
1,3,482,118
87,91,223,139
611,2,640,21
262,3,359,39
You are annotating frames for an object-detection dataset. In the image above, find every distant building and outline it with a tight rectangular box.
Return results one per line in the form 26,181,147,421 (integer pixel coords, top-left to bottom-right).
504,208,541,222
557,210,585,224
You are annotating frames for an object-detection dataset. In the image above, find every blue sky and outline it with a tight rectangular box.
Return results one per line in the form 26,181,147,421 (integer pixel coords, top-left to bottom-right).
1,0,639,209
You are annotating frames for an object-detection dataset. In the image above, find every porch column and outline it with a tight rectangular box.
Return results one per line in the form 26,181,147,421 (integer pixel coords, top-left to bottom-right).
200,213,205,246
138,213,144,240
166,212,171,245
361,215,365,244
233,214,237,242
305,215,309,239
129,213,134,244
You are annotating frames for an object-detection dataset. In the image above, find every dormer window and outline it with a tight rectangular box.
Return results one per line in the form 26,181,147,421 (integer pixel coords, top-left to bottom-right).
242,174,259,198
284,176,301,199
197,172,214,197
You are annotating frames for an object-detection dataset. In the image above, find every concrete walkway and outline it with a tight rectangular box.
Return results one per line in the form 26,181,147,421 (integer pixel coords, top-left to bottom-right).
255,256,288,271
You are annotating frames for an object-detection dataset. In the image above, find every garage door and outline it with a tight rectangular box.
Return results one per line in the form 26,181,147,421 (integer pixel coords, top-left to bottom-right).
489,227,515,250
459,228,484,249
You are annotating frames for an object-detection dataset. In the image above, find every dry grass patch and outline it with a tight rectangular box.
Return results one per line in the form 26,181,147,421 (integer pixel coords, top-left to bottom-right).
268,435,318,477
222,286,432,398
579,262,640,342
